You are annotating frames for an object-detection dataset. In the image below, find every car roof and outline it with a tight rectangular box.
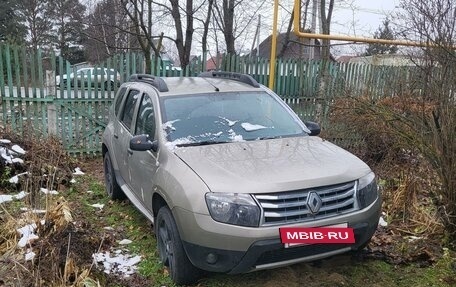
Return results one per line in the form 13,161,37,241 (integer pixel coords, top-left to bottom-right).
159,77,261,97
125,72,263,97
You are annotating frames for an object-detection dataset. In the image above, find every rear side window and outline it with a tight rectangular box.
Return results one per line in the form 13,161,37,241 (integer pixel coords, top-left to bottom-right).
120,89,140,130
114,87,127,116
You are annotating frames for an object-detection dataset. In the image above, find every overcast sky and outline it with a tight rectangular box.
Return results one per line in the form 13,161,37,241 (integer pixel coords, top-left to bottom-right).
329,0,402,55
262,0,403,56
331,0,400,37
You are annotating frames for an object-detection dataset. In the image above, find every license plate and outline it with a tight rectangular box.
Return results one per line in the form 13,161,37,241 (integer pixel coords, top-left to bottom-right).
280,223,355,248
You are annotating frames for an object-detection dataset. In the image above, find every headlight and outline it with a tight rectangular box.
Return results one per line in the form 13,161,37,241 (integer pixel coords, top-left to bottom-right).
357,172,378,209
205,193,260,227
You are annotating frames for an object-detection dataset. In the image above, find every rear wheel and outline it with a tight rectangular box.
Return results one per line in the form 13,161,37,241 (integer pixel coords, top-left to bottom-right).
103,152,125,200
156,206,201,285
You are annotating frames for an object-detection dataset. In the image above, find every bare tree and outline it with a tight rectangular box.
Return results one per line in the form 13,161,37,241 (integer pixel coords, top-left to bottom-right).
165,0,195,70
200,0,214,58
84,0,138,62
319,0,334,60
212,0,266,55
120,0,163,73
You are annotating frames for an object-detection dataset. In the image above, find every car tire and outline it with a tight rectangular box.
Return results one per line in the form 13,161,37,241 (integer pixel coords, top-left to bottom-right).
104,80,114,91
103,152,126,200
156,206,201,285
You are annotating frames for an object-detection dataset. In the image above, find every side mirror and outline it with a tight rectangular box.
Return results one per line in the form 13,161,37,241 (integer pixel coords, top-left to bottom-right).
304,121,321,136
129,134,158,152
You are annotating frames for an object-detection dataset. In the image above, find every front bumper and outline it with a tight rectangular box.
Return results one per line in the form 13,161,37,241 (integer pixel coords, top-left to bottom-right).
175,196,381,273
182,220,377,273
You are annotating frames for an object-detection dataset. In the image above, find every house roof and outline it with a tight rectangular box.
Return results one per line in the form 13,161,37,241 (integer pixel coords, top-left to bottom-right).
336,55,356,63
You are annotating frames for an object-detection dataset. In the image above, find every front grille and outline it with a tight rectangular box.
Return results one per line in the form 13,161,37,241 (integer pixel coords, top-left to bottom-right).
254,182,358,226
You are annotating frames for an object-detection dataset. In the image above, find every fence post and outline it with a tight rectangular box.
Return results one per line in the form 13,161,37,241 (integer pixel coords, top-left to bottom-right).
46,70,57,135
45,70,55,97
47,101,57,135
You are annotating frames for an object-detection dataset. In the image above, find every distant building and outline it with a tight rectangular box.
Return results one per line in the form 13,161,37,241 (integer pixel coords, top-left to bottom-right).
205,54,224,71
250,33,328,60
348,54,423,66
336,55,356,63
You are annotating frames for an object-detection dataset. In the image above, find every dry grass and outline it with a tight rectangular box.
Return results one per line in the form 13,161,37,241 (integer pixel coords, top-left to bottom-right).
326,96,445,239
0,127,99,286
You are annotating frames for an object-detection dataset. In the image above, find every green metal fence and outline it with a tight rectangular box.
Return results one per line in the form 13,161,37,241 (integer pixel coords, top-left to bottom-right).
0,44,429,154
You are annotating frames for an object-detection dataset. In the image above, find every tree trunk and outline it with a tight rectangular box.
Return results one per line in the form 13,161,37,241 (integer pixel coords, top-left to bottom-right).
223,0,235,55
319,0,334,61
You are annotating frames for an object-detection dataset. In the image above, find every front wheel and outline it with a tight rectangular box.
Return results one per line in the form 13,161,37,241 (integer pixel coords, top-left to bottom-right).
103,152,125,200
156,206,201,285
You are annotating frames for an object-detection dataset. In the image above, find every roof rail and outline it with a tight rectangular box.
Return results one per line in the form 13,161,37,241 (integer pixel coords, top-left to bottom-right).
199,71,260,88
129,74,169,92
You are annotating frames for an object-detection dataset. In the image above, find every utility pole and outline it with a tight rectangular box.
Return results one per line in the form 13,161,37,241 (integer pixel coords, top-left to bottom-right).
251,15,261,57
257,15,261,57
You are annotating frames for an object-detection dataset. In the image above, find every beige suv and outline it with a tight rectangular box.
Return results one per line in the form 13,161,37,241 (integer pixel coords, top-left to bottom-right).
102,72,381,285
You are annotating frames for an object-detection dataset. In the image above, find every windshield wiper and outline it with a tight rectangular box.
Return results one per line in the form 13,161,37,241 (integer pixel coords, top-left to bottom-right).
257,135,281,140
177,140,229,147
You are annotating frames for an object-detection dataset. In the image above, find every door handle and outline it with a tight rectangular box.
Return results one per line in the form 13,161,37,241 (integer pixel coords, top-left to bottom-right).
127,148,133,155
114,134,118,139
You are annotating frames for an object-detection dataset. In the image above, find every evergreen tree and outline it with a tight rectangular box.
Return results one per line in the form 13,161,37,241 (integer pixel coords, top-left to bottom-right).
364,19,398,56
0,0,26,44
48,0,86,59
17,0,53,50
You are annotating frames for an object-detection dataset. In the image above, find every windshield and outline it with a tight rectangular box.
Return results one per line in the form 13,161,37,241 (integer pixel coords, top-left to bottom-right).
161,91,307,146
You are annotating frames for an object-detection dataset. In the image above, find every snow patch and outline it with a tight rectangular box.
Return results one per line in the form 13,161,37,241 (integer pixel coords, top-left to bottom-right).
241,122,267,132
219,117,238,127
1,150,13,164
25,250,36,261
73,167,85,175
0,191,28,204
70,179,76,184
89,203,105,210
12,158,24,164
0,139,11,144
17,223,39,248
408,236,422,242
162,119,180,131
118,239,132,245
165,137,194,151
20,207,46,214
40,188,59,195
228,129,244,142
9,172,28,184
378,216,388,227
92,251,141,277
11,144,26,155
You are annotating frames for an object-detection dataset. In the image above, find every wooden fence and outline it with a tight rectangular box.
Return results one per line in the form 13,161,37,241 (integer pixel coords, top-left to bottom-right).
0,44,429,154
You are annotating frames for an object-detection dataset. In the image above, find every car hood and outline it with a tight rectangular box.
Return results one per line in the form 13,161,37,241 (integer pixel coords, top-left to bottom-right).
174,137,371,194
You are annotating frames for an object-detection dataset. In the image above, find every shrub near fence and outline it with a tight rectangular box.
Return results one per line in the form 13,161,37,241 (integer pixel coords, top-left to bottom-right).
0,44,431,154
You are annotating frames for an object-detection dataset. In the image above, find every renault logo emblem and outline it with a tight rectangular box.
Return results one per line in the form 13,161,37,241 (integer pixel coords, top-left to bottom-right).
307,192,322,214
